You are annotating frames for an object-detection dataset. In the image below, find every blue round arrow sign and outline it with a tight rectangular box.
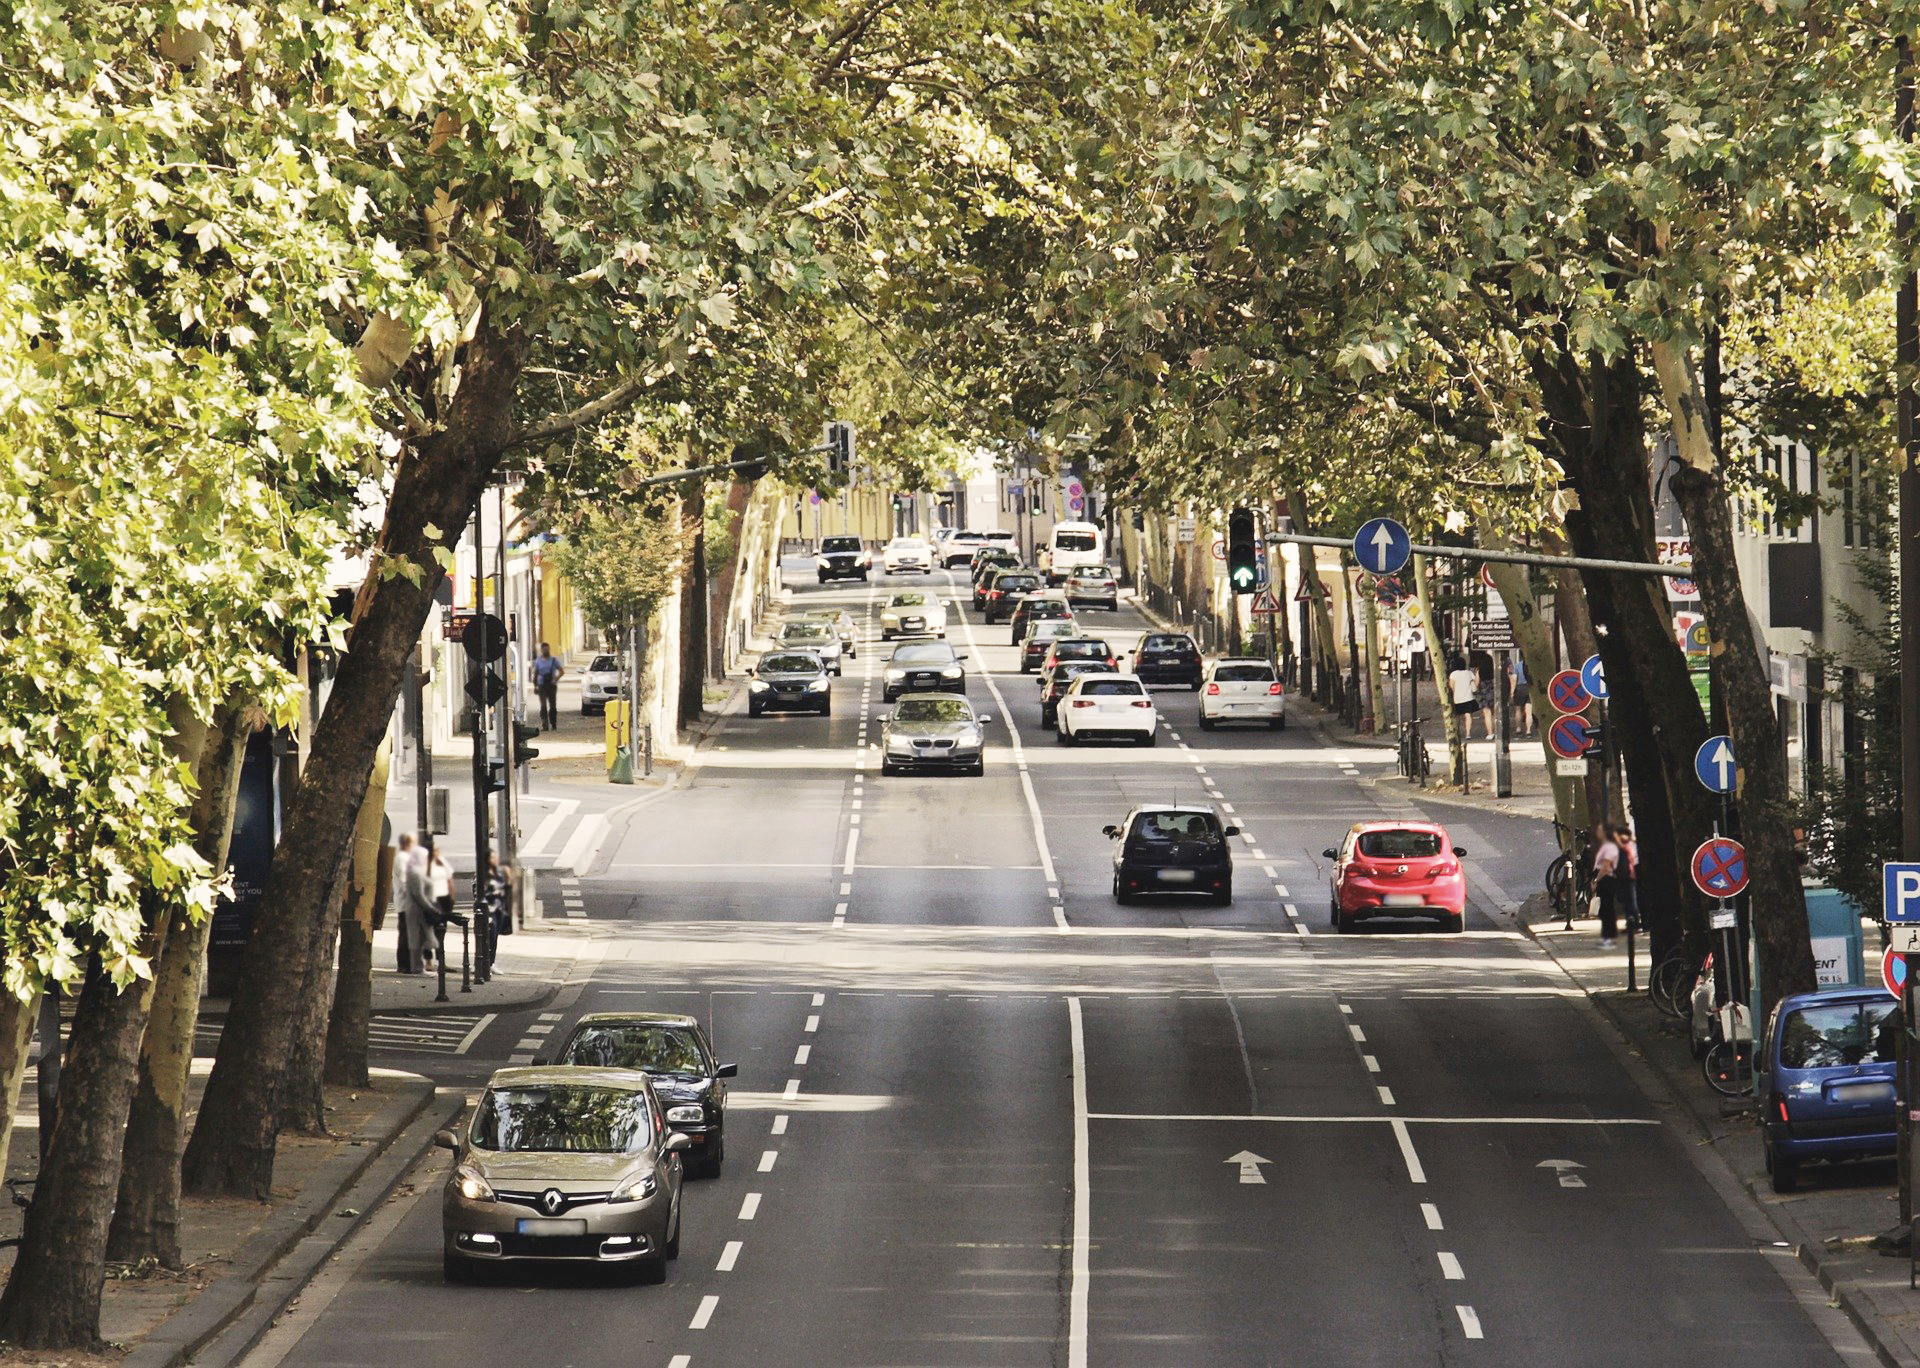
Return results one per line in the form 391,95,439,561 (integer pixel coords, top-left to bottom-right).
1580,654,1608,701
1694,735,1736,795
1353,518,1412,576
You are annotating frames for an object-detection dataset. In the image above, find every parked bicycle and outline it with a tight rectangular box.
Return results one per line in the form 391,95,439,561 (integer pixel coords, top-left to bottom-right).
1649,944,1707,1019
1544,820,1594,931
1397,717,1431,784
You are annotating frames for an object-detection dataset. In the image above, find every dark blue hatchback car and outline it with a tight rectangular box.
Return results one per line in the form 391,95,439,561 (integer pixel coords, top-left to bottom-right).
1759,987,1898,1193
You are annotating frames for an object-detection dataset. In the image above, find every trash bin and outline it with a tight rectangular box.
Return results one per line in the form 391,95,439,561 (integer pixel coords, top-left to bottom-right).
1804,884,1866,988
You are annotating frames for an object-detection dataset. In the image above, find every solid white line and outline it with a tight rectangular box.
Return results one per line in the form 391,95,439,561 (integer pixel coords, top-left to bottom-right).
738,1193,761,1220
1438,1251,1464,1280
805,1015,820,1033
794,1045,811,1065
783,1079,801,1100
1068,997,1090,1368
772,1115,789,1135
1378,1086,1396,1106
718,1240,742,1272
690,1294,719,1329
520,799,580,858
1456,1306,1483,1339
1390,1118,1428,1183
952,602,1057,886
553,813,609,876
1422,1202,1444,1230
1088,1113,1660,1126
758,1150,778,1173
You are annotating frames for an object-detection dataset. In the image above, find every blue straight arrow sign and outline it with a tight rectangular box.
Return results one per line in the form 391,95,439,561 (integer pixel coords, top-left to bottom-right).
1694,736,1736,795
1353,518,1412,575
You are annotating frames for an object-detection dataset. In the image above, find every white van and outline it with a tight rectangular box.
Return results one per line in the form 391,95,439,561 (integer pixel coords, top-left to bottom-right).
1043,521,1105,582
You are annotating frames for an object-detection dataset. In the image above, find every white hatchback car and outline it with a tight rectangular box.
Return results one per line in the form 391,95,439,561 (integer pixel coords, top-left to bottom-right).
1056,673,1158,746
879,591,948,640
1199,658,1286,730
580,653,623,715
882,537,933,574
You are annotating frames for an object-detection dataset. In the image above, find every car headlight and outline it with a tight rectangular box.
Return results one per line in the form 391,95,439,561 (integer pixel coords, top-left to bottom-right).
885,668,905,681
455,1166,494,1202
749,680,768,692
940,666,962,678
611,1170,659,1203
959,727,982,746
886,735,913,753
666,1104,705,1124
806,679,829,692
815,556,830,567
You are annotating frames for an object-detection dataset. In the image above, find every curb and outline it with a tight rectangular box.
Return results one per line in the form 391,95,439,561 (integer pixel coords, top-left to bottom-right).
1513,913,1917,1367
368,979,560,1018
123,1076,458,1368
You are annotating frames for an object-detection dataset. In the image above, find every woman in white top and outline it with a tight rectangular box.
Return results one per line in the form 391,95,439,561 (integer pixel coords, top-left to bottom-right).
1447,657,1479,737
427,851,455,937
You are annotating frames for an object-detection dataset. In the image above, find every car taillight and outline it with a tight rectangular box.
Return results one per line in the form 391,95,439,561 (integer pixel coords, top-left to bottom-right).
1205,683,1221,695
1130,700,1152,709
1774,1094,1789,1122
1267,682,1284,695
1072,699,1095,708
1430,861,1458,877
988,590,1001,599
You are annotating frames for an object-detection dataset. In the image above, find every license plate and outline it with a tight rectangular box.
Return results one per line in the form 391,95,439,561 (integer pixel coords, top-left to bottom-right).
1832,1082,1893,1104
1157,869,1197,884
1383,893,1425,907
516,1218,588,1235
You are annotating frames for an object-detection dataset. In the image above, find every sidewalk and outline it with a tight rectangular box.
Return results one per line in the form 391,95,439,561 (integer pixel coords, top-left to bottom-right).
1521,894,1920,1366
364,913,600,1015
3,1067,461,1368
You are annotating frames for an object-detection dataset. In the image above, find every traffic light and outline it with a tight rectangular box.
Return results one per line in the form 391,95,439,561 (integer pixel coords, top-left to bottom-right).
825,421,854,482
462,612,507,705
1227,507,1258,593
891,493,903,512
513,720,541,768
484,759,508,796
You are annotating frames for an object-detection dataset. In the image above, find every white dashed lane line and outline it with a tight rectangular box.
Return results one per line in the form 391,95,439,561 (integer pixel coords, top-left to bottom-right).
1438,1252,1464,1280
1423,1203,1444,1230
758,1150,778,1173
738,1192,761,1220
1457,1307,1484,1339
690,1295,719,1330
717,1240,742,1272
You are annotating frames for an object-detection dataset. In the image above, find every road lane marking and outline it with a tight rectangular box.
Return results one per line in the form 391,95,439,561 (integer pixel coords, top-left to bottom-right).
758,1150,778,1172
1088,1113,1660,1125
1438,1251,1464,1279
783,1079,801,1099
1390,1118,1427,1183
842,828,860,873
521,799,580,857
794,1045,811,1064
772,1115,788,1135
1423,1203,1443,1230
553,814,609,876
1378,1086,1396,1106
1338,1004,1353,1014
1364,1055,1380,1073
952,601,1058,890
670,1357,690,1368
1349,1025,1366,1042
738,1193,761,1220
1068,997,1090,1368
453,1013,499,1055
690,1295,719,1330
840,882,851,895
718,1240,743,1272
1456,1306,1483,1339
805,1015,820,1032
833,905,846,918
1274,883,1289,897
812,993,825,1006
1053,905,1069,931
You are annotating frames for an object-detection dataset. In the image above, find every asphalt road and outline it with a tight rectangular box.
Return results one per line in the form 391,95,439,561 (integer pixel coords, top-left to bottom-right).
242,564,1872,1368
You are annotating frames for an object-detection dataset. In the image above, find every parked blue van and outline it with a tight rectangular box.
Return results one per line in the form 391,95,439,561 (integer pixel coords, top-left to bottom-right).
1758,987,1898,1193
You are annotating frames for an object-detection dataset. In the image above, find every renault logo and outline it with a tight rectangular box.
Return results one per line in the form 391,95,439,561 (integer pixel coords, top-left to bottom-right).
539,1188,565,1216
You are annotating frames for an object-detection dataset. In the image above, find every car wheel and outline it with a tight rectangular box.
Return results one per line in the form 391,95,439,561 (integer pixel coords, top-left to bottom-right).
633,1253,668,1285
1272,716,1286,730
748,704,762,717
969,760,985,776
819,701,832,717
1767,1144,1798,1193
859,571,868,581
1057,725,1073,745
1447,911,1465,934
1139,730,1156,747
1335,911,1355,934
1190,679,1203,692
698,1134,725,1179
1113,873,1132,905
1198,716,1216,731
444,1251,481,1284
1021,661,1034,674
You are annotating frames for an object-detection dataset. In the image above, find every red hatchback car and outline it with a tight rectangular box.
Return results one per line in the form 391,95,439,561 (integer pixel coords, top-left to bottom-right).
1324,822,1468,933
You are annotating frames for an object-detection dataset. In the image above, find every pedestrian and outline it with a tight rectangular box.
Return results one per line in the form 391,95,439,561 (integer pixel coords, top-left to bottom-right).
393,833,418,972
1447,654,1479,740
427,846,457,950
1591,823,1622,947
400,835,436,973
1473,653,1496,741
533,642,563,730
1613,823,1640,934
1509,654,1532,733
486,853,513,938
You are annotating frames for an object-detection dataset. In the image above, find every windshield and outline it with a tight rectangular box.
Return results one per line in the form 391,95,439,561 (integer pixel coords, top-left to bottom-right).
1134,812,1221,842
996,575,1039,590
1357,830,1444,858
894,699,974,724
1141,635,1195,654
1216,664,1275,682
470,1085,653,1153
1780,1003,1899,1069
1030,622,1075,641
560,1024,710,1076
1054,532,1098,551
821,537,861,553
888,594,929,607
589,655,617,672
1026,600,1070,618
761,654,822,673
892,645,954,665
782,624,831,640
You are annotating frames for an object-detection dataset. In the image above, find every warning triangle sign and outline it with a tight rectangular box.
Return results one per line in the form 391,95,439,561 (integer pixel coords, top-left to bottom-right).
1293,577,1316,602
1251,588,1282,615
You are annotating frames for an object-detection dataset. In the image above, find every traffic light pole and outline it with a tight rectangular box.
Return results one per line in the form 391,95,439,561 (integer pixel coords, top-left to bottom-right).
464,499,487,997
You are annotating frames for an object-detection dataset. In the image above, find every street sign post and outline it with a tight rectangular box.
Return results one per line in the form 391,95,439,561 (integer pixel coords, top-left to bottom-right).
1884,863,1920,923
1249,588,1283,616
1547,669,1592,715
1548,715,1594,759
1694,736,1737,795
1352,517,1412,575
1580,654,1608,701
1691,837,1750,899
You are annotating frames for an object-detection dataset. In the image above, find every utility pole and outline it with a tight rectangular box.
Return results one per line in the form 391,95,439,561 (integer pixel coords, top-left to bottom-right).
1897,36,1920,1231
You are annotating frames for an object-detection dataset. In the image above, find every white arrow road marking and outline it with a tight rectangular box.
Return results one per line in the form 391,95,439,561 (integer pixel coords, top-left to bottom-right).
1226,1150,1272,1184
1538,1158,1587,1188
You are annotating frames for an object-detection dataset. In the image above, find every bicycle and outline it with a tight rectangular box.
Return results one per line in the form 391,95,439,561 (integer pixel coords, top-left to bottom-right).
1397,718,1431,784
1649,945,1705,1019
1545,822,1594,931
1702,1001,1755,1096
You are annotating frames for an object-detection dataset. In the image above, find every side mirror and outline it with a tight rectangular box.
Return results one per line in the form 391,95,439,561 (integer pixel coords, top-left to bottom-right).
1102,824,1121,839
664,1133,692,1154
1322,848,1337,860
716,1063,739,1079
1223,826,1242,838
956,654,969,662
977,714,994,725
1453,846,1467,857
433,1129,460,1152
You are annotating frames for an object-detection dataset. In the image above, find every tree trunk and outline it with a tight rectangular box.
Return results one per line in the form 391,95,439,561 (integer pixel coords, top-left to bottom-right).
678,504,707,729
182,319,525,1200
280,859,345,1137
0,991,39,1187
0,928,166,1346
106,701,253,1268
326,742,393,1089
1532,343,1716,956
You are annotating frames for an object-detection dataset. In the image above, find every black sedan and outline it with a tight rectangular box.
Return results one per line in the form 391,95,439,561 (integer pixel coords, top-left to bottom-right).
1105,805,1239,906
747,651,833,716
1131,632,1204,689
542,1011,738,1178
882,641,968,701
879,693,992,776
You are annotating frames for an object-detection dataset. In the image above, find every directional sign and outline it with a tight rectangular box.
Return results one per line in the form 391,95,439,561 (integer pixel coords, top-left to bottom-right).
1226,1150,1272,1185
1536,1159,1586,1190
1883,863,1920,924
1691,837,1749,900
1548,714,1594,759
1353,517,1412,575
1884,946,1910,1000
1694,736,1737,795
1579,654,1608,701
1547,669,1591,715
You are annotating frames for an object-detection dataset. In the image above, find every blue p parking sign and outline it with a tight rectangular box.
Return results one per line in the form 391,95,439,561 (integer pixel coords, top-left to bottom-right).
1884,864,1920,924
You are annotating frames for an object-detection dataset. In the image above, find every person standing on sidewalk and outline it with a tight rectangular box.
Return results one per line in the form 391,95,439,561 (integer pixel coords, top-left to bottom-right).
1447,654,1480,739
533,643,563,730
1591,824,1622,947
1613,823,1640,933
1508,654,1531,733
400,835,436,973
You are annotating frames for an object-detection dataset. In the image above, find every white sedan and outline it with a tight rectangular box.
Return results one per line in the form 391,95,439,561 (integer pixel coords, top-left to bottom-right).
1198,658,1286,730
1056,673,1158,746
879,592,948,640
882,537,933,574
